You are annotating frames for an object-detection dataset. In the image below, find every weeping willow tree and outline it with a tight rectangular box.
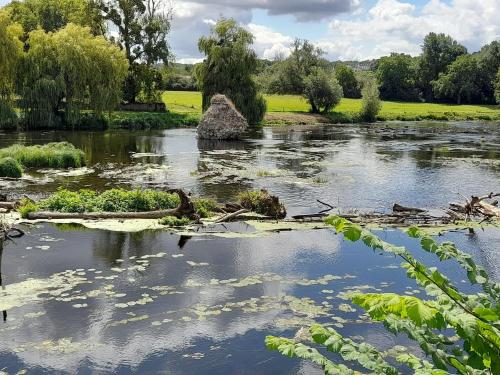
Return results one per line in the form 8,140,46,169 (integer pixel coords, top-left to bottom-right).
0,9,23,130
195,18,266,125
18,24,129,129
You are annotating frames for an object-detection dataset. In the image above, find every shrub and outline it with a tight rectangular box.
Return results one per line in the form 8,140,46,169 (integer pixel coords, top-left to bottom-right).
303,68,343,114
18,198,39,218
159,215,191,227
0,142,86,169
267,216,500,374
0,157,23,178
359,79,381,122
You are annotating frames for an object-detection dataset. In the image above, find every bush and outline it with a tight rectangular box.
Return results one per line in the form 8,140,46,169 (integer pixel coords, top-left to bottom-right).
27,188,181,214
304,68,343,114
159,215,191,227
0,157,23,178
0,142,86,169
73,113,109,130
359,79,381,122
0,100,18,131
109,112,199,130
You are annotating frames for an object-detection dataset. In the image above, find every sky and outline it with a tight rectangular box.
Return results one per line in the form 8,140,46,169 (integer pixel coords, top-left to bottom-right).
1,0,498,63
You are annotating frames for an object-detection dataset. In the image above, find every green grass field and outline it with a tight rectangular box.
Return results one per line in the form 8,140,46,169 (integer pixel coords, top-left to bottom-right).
163,91,500,123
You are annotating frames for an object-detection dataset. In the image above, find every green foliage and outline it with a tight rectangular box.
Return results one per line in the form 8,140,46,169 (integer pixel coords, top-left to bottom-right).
193,198,218,218
18,24,128,129
196,18,266,124
432,55,480,104
359,78,381,122
377,53,419,101
334,64,360,99
158,215,190,227
0,142,85,168
28,188,180,213
109,111,199,130
475,41,500,104
96,0,172,103
17,198,38,218
0,157,23,178
237,190,286,219
303,68,343,114
0,9,22,97
268,39,325,96
418,32,467,100
6,0,104,35
0,99,18,131
495,68,500,104
268,216,500,374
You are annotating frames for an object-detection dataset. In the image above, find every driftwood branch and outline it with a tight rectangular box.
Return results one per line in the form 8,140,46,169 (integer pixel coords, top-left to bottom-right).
215,209,250,223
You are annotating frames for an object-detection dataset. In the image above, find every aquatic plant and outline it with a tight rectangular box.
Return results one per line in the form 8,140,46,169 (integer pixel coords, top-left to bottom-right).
19,188,181,214
159,216,191,227
237,190,286,219
0,142,86,169
266,216,500,374
193,198,218,218
0,157,23,178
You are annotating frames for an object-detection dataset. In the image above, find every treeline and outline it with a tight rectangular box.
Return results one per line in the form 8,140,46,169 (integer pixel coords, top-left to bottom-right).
256,33,500,105
0,0,171,130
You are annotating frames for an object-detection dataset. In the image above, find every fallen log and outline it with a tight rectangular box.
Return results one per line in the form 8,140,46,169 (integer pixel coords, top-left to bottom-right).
215,209,250,223
0,202,18,210
393,203,426,214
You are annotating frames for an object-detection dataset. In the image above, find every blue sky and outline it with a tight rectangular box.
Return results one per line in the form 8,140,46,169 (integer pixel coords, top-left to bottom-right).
1,0,498,62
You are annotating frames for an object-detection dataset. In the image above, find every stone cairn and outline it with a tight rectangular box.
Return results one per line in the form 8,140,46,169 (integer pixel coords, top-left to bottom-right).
197,94,248,140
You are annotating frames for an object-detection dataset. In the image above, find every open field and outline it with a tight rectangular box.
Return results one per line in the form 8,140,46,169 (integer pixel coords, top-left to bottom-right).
163,90,500,124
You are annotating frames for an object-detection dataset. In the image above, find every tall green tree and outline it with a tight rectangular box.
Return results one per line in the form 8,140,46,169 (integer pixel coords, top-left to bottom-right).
268,39,325,95
495,67,500,104
0,9,23,130
6,0,104,36
376,53,419,101
432,54,479,104
334,64,360,98
303,68,343,114
418,33,467,100
359,78,381,122
476,41,500,103
195,18,266,125
18,24,128,129
96,0,172,103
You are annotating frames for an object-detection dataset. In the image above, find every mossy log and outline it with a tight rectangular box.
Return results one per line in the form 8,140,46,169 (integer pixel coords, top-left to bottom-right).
26,189,199,221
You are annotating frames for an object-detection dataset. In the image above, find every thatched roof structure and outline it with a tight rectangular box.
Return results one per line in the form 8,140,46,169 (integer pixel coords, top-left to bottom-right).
197,95,248,140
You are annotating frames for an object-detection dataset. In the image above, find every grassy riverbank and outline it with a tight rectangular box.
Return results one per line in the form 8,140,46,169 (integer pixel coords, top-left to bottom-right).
163,91,500,125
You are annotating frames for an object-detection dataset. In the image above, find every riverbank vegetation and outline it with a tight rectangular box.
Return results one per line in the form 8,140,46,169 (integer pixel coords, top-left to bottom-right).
267,216,500,374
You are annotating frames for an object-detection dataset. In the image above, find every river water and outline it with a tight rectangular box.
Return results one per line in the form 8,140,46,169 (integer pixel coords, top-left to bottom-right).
0,122,499,374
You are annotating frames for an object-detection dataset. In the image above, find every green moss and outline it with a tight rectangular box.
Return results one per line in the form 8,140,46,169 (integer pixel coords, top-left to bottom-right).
159,215,191,227
0,142,86,169
0,157,23,178
193,198,218,218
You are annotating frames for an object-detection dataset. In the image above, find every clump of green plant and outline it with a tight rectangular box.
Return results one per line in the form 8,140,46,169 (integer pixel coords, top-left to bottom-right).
159,215,191,227
18,198,39,218
193,198,218,218
21,188,181,214
237,190,286,219
359,79,381,122
266,216,500,374
0,142,86,169
0,157,23,178
0,99,18,131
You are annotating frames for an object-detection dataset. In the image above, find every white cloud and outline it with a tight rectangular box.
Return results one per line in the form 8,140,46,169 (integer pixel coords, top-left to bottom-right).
246,24,294,60
323,0,500,60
